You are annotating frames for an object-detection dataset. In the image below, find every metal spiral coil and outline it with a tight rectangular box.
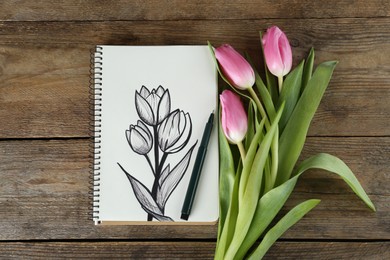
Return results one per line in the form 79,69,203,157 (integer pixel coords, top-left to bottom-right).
88,46,103,224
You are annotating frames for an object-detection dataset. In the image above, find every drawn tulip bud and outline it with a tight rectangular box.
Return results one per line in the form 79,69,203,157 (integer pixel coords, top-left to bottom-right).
158,109,192,154
126,120,153,155
262,26,292,78
135,85,171,126
214,44,255,90
220,90,248,144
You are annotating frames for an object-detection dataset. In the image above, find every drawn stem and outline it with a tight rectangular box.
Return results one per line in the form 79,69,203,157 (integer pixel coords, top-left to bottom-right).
149,125,161,221
158,152,168,174
153,125,160,176
144,154,155,176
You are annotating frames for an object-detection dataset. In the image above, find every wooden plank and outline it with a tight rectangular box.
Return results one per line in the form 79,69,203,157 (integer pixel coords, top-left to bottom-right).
0,74,90,138
0,137,388,240
0,0,389,21
0,19,389,138
0,241,388,259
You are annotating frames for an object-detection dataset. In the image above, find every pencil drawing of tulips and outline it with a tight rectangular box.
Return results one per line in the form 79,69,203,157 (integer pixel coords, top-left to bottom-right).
118,85,197,221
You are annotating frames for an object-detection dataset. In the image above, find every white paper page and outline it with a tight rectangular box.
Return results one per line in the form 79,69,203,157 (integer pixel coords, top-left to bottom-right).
95,45,219,223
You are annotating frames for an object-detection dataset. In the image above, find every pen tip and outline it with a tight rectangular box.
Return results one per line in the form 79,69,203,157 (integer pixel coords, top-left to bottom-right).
181,213,189,221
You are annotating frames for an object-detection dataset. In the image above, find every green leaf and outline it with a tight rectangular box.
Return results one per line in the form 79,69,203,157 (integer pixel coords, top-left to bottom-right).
294,153,376,211
239,117,266,202
215,173,241,259
259,31,278,104
223,103,284,259
277,60,304,132
302,48,315,93
245,53,276,121
245,101,256,150
235,169,299,259
277,61,338,185
248,199,320,260
215,162,241,259
217,108,236,240
254,69,276,121
232,152,375,259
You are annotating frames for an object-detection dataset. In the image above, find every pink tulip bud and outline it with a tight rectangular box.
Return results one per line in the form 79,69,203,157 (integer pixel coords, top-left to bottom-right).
262,26,292,77
220,90,248,144
215,44,255,90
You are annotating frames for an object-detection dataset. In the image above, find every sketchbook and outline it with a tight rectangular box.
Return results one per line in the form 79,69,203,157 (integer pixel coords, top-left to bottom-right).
91,45,219,225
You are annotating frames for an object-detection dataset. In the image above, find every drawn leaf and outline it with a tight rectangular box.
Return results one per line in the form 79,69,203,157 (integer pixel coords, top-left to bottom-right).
157,142,197,208
118,163,173,221
159,164,171,187
141,206,174,222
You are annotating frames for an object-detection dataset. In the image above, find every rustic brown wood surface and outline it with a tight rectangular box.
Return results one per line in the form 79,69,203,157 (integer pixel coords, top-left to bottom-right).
0,1,389,259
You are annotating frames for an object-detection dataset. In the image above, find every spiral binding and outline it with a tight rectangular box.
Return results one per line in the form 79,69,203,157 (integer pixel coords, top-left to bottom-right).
89,46,103,224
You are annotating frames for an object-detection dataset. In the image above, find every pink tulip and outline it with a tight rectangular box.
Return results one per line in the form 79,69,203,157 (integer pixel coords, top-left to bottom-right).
215,44,255,90
220,90,248,144
262,26,292,78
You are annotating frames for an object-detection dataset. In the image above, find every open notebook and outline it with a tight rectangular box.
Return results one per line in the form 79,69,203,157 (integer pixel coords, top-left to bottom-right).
92,46,219,225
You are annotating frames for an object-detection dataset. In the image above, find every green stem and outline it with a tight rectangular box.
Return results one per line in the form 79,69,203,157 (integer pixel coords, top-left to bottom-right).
248,87,269,129
237,141,246,162
278,76,283,93
248,86,279,192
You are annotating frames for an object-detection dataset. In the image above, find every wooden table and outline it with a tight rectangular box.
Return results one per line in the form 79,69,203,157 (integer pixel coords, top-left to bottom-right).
0,1,389,259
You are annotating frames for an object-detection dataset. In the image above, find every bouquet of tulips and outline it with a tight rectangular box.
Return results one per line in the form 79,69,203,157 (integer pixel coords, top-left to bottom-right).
209,26,375,259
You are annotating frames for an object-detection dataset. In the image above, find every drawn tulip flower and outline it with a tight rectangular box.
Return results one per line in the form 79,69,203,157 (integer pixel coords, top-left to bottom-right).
135,85,171,126
119,85,197,222
126,120,153,155
158,109,192,154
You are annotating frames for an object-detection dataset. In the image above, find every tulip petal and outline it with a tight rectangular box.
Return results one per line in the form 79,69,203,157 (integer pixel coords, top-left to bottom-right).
220,90,248,144
157,109,193,154
264,27,283,77
263,26,292,77
156,85,165,96
140,85,150,98
166,112,192,154
137,120,153,142
158,110,180,151
145,92,160,122
129,126,151,155
125,129,131,143
135,91,155,125
279,33,292,75
157,89,171,124
215,44,255,90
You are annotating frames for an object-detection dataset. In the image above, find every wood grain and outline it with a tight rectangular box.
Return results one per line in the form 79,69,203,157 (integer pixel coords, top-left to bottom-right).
0,0,388,21
0,19,389,138
0,137,388,240
1,1,389,257
0,241,388,259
